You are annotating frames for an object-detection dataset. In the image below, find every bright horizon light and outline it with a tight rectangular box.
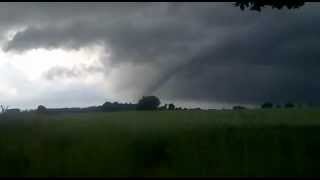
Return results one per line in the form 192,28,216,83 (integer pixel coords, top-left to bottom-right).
0,41,113,109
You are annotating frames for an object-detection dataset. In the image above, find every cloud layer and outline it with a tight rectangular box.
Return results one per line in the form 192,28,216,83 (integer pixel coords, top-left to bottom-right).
0,2,319,108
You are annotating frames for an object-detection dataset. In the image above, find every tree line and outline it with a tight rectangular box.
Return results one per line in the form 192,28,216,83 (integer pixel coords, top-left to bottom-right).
34,96,192,114
233,101,312,110
234,0,305,11
0,96,316,115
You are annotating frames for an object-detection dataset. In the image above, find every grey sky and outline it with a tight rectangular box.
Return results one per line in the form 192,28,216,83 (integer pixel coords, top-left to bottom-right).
0,2,319,109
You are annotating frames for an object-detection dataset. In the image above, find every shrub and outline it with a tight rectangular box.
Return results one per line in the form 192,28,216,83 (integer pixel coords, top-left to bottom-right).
233,106,246,110
136,96,161,111
168,104,175,111
37,105,47,113
285,102,295,108
261,102,273,109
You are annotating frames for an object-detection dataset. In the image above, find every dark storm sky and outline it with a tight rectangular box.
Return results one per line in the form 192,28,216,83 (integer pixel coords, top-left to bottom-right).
0,2,319,108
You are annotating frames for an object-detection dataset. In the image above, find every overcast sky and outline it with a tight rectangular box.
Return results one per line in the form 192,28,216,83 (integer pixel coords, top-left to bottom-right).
0,2,319,109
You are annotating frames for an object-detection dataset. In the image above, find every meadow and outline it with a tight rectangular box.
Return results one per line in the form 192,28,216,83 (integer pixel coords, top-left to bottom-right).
0,108,320,176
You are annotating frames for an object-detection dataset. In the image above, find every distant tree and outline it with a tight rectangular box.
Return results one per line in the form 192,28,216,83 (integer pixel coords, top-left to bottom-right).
261,102,273,109
285,102,295,108
233,105,246,110
234,0,305,11
6,109,20,114
101,101,137,112
159,104,168,111
176,107,182,110
101,101,112,111
136,96,161,111
276,104,281,108
168,104,175,111
37,105,47,113
0,105,9,113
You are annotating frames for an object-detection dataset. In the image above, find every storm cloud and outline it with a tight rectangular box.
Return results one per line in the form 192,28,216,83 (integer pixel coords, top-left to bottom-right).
44,64,104,80
1,2,319,108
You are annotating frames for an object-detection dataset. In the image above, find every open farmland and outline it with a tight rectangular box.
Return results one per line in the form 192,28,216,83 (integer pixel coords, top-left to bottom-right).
0,108,320,176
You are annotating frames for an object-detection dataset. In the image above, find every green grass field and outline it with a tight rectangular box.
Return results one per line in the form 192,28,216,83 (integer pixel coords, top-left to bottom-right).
0,108,320,176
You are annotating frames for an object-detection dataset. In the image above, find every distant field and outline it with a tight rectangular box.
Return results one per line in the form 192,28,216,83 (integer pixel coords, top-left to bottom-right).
0,108,320,176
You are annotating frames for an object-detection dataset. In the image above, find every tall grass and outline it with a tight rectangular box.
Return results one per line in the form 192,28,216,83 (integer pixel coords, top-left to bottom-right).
0,108,319,176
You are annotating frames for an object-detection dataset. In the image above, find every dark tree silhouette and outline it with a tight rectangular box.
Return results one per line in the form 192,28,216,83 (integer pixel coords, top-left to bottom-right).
285,102,295,108
276,104,282,108
136,96,161,111
235,0,305,11
168,104,175,111
101,101,136,112
233,105,246,110
261,102,273,109
0,105,9,113
6,109,20,114
37,105,47,113
159,104,168,111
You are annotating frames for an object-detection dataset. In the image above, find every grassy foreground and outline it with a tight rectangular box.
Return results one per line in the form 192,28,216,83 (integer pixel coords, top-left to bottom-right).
0,108,320,176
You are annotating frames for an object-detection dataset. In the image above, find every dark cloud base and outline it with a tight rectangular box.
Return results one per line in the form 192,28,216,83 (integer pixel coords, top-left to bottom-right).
1,2,320,106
